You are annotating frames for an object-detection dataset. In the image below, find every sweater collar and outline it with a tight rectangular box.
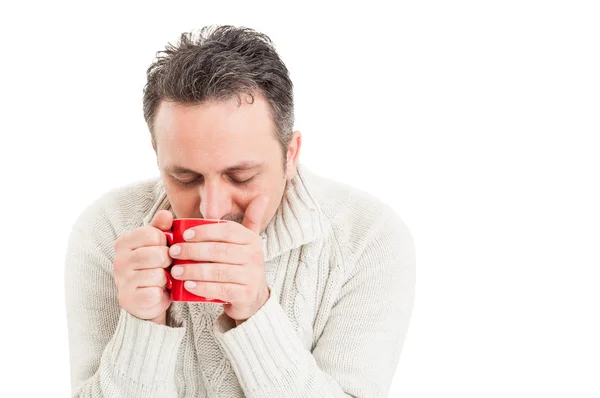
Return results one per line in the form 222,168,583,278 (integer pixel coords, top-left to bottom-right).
142,164,325,261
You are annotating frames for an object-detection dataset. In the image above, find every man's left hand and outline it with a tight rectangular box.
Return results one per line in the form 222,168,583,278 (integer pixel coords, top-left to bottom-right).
168,195,271,323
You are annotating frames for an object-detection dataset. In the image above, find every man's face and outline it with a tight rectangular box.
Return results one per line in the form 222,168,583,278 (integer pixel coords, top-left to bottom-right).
153,93,300,231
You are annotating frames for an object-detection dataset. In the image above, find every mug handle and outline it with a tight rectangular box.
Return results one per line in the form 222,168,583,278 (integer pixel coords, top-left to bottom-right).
163,231,174,290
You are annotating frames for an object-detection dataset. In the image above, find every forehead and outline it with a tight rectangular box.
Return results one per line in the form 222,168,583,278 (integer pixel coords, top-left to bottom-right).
153,94,280,168
154,94,276,144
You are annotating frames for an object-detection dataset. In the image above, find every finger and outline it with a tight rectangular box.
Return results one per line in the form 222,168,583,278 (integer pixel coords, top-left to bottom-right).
183,281,245,303
130,268,168,288
150,209,174,231
115,225,168,252
147,289,172,316
171,262,245,284
242,195,269,234
130,246,171,270
182,222,255,244
170,242,249,264
133,286,165,310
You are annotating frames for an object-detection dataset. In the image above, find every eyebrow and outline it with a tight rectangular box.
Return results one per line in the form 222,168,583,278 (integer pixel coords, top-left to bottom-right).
165,161,266,175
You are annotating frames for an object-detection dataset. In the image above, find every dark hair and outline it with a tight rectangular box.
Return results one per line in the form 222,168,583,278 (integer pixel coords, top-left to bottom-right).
143,25,294,155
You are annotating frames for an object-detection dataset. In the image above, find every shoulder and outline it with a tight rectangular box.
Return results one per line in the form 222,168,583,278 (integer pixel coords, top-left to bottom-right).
70,176,163,240
300,166,414,267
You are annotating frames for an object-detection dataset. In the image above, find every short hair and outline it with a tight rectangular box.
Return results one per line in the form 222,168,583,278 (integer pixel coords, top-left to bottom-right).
143,25,294,155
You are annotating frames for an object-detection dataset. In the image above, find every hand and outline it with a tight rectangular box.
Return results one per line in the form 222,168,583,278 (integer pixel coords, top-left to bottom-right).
113,210,173,325
168,195,271,322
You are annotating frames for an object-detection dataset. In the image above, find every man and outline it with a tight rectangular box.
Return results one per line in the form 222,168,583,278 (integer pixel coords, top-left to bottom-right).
65,25,415,397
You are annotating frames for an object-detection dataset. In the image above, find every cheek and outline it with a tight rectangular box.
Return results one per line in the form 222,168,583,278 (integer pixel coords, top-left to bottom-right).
165,185,200,215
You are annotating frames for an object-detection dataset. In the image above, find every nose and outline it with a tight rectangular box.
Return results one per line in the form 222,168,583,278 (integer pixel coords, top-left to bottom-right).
199,181,232,220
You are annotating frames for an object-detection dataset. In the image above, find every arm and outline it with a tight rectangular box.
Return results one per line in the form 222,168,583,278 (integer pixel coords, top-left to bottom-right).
212,211,416,397
64,205,186,397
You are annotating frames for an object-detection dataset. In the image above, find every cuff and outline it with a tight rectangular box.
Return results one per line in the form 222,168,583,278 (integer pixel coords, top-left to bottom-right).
213,294,306,392
105,309,186,386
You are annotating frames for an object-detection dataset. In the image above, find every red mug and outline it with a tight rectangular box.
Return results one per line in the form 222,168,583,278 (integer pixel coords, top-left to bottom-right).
163,218,229,303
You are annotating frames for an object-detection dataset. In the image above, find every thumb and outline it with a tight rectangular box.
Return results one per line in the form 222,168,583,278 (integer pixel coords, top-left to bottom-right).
242,195,269,234
150,210,174,231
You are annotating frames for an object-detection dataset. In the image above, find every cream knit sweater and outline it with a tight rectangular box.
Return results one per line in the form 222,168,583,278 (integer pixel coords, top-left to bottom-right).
64,165,416,397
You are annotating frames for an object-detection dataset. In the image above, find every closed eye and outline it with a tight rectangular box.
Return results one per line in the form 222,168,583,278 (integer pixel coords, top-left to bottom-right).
174,175,253,187
173,175,202,187
229,176,254,186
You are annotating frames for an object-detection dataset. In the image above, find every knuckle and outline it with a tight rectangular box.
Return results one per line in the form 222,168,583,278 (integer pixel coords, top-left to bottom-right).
139,288,160,308
149,268,166,286
222,243,231,257
222,243,233,258
192,226,205,241
130,246,165,269
215,265,226,282
184,243,194,259
152,246,167,267
131,226,160,247
195,264,207,281
223,284,236,301
154,228,167,245
143,227,164,246
159,246,171,267
130,247,144,265
211,265,226,282
209,243,221,258
220,284,230,300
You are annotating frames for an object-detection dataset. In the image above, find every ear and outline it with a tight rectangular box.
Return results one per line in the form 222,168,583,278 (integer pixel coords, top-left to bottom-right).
152,141,157,152
285,131,302,180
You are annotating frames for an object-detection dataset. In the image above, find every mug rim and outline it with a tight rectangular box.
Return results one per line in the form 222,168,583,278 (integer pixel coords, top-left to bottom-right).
173,217,224,222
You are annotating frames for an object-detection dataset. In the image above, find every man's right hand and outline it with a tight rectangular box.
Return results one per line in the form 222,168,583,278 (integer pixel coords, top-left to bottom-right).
113,210,174,325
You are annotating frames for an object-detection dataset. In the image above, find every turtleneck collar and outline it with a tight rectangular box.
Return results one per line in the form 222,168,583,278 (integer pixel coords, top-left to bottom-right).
142,164,325,261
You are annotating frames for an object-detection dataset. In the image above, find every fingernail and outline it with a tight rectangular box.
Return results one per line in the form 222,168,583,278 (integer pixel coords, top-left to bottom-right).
183,229,195,240
185,281,197,289
171,266,183,276
170,245,181,256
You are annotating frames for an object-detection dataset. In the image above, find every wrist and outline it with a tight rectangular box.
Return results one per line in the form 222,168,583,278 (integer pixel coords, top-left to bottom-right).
235,286,270,327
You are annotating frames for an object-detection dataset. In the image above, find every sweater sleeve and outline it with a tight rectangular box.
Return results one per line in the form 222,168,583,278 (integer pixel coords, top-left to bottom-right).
212,211,416,397
64,203,186,398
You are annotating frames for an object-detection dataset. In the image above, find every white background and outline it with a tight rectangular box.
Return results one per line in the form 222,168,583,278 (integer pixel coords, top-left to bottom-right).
1,0,599,396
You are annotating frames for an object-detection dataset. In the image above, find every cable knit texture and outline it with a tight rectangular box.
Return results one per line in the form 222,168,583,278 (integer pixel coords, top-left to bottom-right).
64,164,416,397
